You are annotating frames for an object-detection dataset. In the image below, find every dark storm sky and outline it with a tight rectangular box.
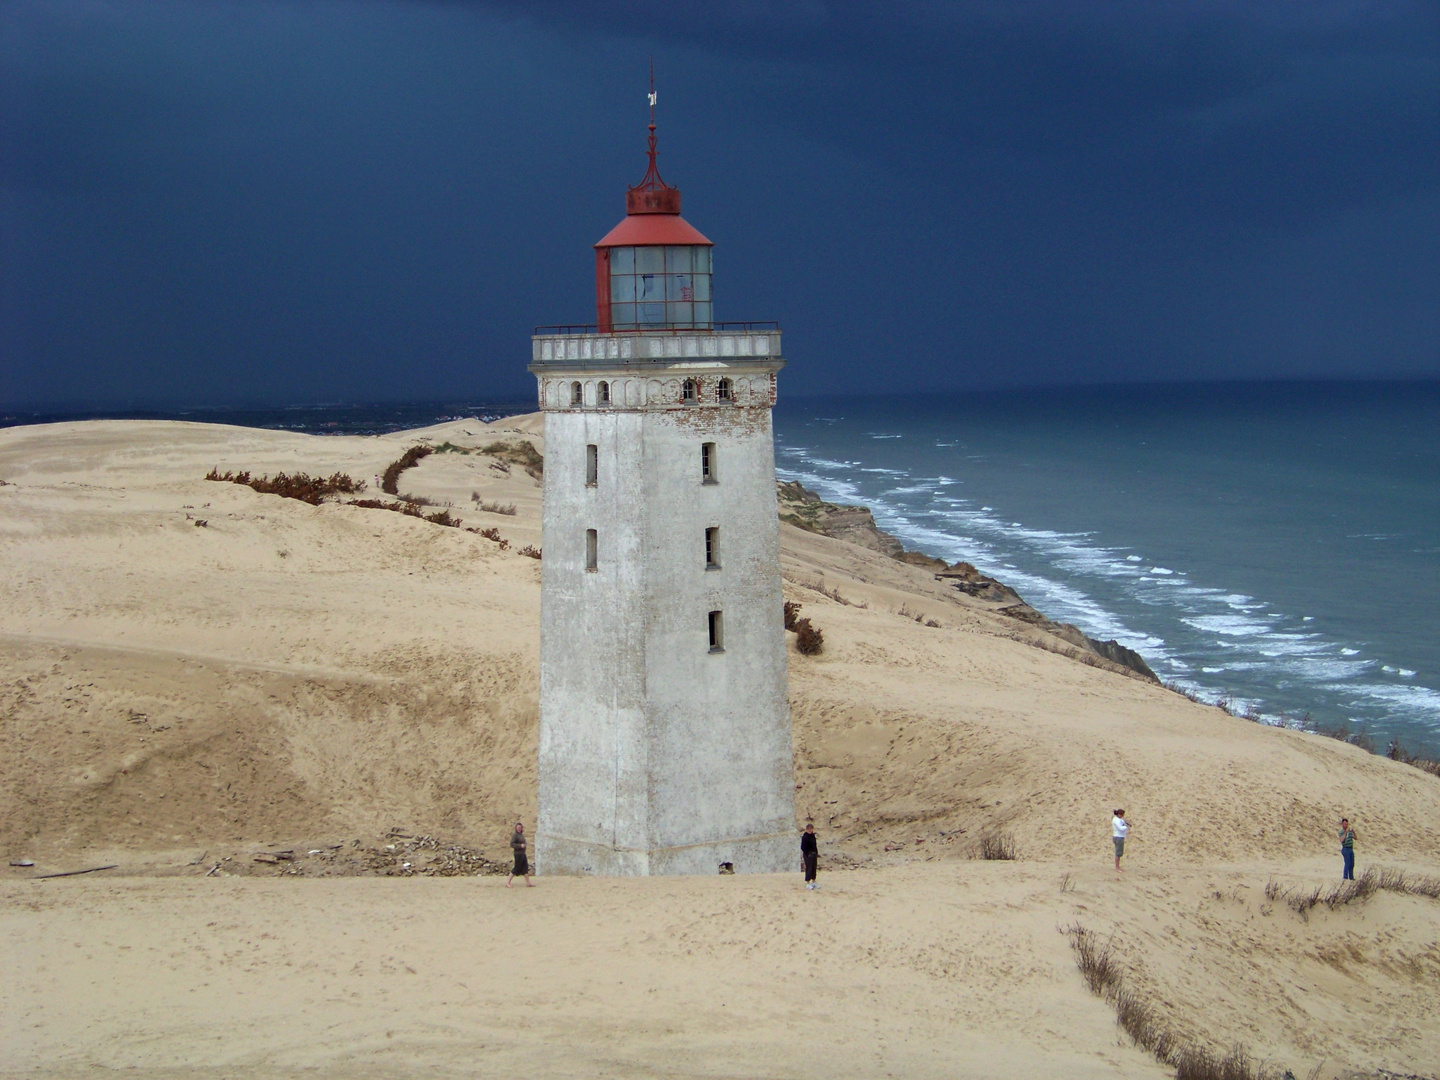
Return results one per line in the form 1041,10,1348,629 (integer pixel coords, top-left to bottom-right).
2,1,1437,406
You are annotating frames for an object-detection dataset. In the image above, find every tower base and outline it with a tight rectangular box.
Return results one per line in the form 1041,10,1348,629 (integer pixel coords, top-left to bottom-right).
537,830,795,877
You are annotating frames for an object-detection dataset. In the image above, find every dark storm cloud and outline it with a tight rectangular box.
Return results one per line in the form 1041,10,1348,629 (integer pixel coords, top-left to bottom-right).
481,0,1439,224
0,0,1436,408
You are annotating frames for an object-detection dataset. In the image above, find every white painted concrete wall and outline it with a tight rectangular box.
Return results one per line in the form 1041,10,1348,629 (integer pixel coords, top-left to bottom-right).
533,354,796,875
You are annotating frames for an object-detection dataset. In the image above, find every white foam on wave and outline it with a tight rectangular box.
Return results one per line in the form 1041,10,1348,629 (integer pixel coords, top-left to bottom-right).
1289,657,1378,681
1341,648,1359,656
1126,555,1143,562
1334,681,1440,719
1183,614,1272,637
1150,567,1175,576
1400,669,1416,678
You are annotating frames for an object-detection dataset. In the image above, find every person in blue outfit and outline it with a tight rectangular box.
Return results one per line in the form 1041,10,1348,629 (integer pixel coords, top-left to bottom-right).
1338,817,1357,880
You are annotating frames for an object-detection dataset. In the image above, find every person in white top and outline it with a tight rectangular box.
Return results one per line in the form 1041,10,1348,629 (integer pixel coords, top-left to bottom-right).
1112,810,1130,871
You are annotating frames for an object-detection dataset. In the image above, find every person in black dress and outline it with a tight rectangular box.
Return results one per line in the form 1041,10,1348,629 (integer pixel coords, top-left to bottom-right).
801,823,819,889
506,822,534,888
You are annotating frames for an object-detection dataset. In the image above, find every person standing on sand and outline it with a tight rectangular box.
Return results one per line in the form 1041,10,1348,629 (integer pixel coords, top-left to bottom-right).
801,823,819,890
1339,817,1357,880
1112,809,1130,871
507,822,534,888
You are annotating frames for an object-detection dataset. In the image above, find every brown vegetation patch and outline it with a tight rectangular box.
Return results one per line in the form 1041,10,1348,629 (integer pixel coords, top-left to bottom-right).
381,445,433,495
206,468,365,504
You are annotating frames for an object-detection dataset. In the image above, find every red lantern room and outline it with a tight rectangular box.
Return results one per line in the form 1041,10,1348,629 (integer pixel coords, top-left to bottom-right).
594,89,713,333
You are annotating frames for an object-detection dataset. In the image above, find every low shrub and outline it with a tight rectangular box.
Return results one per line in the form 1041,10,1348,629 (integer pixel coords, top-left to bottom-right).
206,468,364,505
977,831,1017,861
783,600,801,630
381,445,433,495
518,545,542,560
481,440,544,480
794,617,824,655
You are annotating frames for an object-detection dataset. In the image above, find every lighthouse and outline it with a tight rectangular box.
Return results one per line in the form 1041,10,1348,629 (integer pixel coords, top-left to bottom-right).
528,91,796,876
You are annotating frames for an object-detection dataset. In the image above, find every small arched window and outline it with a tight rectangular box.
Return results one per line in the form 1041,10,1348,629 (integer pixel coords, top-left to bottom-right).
598,381,610,405
717,378,733,403
682,378,697,403
571,381,583,406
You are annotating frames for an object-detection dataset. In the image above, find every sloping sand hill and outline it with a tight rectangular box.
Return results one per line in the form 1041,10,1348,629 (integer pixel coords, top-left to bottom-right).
1,417,1437,1079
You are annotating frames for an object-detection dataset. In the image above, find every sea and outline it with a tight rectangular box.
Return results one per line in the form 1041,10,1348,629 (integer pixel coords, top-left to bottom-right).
5,380,1437,755
774,380,1440,757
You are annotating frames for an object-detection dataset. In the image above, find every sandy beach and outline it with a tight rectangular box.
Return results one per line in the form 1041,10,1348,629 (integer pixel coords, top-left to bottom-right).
2,417,1438,1079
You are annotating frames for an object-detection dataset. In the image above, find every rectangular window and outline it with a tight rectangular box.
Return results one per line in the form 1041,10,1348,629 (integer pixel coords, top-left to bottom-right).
708,610,724,652
585,444,598,487
705,527,720,569
585,529,597,571
701,442,716,483
635,246,664,274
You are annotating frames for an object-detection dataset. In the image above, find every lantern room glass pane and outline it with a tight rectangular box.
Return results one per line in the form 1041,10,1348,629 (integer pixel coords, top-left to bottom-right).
694,247,711,273
611,275,635,303
612,303,635,328
694,302,711,325
668,274,693,301
667,302,690,325
635,246,664,274
636,274,662,302
639,302,665,325
692,274,710,301
665,246,692,273
610,247,634,274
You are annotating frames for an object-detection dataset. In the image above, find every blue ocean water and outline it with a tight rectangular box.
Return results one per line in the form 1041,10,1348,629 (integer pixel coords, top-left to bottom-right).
773,381,1440,755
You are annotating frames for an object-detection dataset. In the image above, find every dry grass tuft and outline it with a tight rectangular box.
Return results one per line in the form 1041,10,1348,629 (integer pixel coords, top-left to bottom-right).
783,600,801,631
470,492,516,515
1269,867,1440,920
1065,925,1275,1080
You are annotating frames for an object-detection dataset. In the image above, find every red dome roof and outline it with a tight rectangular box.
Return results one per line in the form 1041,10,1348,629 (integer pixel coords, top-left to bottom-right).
594,213,713,248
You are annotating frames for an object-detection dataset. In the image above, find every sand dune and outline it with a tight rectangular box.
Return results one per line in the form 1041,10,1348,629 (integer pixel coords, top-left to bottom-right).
2,418,1437,1079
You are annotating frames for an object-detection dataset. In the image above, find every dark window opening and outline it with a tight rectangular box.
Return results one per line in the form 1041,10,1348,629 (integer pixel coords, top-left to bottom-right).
701,442,716,483
717,378,732,402
708,610,724,652
705,527,720,569
682,378,697,403
586,444,598,487
585,529,597,571
571,381,583,406
598,381,610,405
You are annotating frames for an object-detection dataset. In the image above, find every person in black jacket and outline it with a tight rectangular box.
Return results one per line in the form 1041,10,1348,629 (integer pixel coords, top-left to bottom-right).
506,822,533,888
801,823,819,889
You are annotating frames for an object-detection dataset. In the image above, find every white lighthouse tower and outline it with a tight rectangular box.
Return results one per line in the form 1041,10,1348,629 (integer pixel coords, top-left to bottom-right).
529,92,796,876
